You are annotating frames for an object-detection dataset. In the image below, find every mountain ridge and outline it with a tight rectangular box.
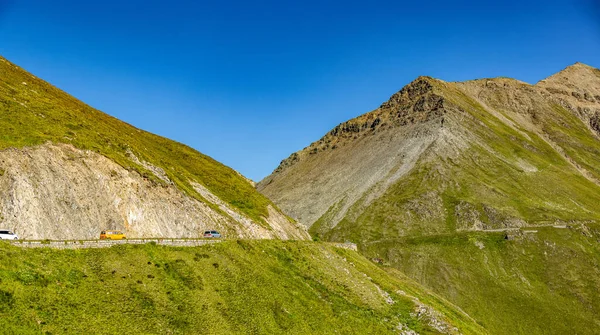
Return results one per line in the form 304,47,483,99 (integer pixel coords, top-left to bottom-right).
259,62,600,230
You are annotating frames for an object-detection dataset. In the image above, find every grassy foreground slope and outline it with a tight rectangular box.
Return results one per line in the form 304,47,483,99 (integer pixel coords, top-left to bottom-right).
0,241,484,334
361,224,600,335
0,56,270,223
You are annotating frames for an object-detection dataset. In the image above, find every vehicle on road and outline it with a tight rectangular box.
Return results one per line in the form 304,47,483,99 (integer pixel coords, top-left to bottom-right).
203,230,221,238
100,230,126,240
0,230,18,240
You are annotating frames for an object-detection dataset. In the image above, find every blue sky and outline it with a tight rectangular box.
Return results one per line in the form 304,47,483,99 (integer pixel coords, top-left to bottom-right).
0,0,599,181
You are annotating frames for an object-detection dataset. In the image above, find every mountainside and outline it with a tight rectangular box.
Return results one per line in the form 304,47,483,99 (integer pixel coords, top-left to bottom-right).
362,224,600,335
258,63,600,333
0,56,308,240
0,240,486,334
259,63,600,236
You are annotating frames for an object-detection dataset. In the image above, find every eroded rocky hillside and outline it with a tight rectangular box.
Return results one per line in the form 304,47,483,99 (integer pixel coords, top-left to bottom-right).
0,56,308,240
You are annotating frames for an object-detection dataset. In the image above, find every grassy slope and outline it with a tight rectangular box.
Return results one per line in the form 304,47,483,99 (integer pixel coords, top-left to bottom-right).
361,224,600,335
0,56,271,224
0,240,484,334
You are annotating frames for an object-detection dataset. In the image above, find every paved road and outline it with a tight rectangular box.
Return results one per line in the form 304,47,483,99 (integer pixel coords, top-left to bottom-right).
6,239,358,251
7,238,222,249
363,223,584,246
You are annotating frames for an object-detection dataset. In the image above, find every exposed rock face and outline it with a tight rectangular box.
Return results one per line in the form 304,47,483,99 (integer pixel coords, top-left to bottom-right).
258,63,600,238
0,143,309,240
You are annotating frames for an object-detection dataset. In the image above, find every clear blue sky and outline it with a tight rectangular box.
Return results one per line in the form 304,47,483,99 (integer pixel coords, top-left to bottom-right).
0,0,599,181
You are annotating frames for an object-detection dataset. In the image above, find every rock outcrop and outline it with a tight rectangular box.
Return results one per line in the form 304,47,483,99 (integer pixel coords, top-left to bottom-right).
0,143,308,240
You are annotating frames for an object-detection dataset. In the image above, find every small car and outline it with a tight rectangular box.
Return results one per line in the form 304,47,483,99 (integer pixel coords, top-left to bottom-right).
100,230,126,240
0,230,18,240
203,230,221,238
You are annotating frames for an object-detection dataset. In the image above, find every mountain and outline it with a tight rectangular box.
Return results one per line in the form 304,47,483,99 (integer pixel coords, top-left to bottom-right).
258,63,600,334
0,56,308,240
259,63,600,235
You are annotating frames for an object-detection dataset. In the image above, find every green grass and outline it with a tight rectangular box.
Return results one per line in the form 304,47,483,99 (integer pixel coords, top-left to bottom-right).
543,103,600,180
0,56,272,225
360,224,600,335
0,240,484,334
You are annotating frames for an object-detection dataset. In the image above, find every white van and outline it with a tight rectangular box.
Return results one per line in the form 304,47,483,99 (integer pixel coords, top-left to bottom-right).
0,230,18,240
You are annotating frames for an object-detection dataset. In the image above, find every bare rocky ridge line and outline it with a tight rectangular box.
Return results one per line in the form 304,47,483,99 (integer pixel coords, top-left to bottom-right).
270,77,446,175
126,149,174,185
0,143,309,240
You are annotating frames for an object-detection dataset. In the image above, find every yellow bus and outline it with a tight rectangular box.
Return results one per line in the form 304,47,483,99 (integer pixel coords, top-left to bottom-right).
100,230,126,240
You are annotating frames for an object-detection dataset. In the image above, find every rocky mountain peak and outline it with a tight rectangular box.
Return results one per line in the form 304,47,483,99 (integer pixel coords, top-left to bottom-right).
332,76,446,137
537,62,600,91
536,62,600,135
257,63,600,334
260,62,600,232
269,76,448,175
380,76,439,109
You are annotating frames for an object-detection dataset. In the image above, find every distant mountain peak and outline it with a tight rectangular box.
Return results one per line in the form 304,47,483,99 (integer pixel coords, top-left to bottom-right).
535,62,600,111
570,61,594,68
556,61,596,73
537,62,600,86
